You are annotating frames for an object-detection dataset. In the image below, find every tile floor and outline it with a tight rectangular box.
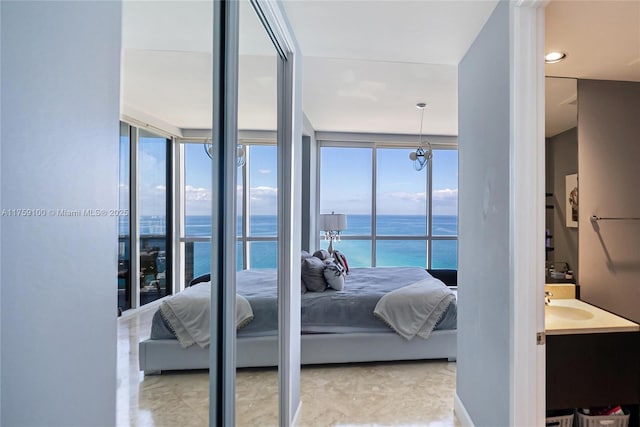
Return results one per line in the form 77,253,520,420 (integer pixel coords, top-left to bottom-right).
117,306,460,426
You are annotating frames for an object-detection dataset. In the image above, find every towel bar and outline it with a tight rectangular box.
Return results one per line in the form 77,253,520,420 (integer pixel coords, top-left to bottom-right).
590,215,640,222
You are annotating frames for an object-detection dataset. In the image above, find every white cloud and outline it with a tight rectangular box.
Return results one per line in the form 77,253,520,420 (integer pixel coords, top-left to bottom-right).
385,191,427,203
432,188,458,216
185,185,211,201
433,188,458,200
258,169,271,175
250,186,278,199
249,186,278,215
375,188,458,215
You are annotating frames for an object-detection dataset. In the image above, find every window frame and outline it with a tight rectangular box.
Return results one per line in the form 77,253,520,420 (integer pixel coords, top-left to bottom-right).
119,121,175,311
177,134,278,278
316,137,458,269
236,137,278,270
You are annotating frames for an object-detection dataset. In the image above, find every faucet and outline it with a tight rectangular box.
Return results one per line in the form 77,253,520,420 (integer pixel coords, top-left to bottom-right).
545,291,553,305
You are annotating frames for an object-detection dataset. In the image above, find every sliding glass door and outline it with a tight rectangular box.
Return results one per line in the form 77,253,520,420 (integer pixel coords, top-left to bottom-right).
138,129,172,305
117,124,173,310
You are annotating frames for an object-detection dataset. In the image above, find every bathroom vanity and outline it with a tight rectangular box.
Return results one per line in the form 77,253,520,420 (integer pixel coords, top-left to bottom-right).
545,293,640,426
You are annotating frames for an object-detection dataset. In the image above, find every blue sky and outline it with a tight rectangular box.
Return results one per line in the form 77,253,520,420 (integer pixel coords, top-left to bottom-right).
136,141,458,217
320,147,458,216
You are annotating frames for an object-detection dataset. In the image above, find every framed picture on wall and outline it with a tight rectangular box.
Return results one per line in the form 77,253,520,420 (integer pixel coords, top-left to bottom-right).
566,173,578,228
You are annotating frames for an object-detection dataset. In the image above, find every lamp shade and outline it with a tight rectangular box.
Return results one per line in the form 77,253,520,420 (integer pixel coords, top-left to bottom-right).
319,213,347,231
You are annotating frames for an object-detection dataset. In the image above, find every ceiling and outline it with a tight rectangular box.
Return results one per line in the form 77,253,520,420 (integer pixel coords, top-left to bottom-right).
544,0,640,137
120,0,640,139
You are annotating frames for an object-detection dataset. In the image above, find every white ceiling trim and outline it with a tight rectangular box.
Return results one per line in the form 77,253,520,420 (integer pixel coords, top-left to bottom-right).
315,131,457,147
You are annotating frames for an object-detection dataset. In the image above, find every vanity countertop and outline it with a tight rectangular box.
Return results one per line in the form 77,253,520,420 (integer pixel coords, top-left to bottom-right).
545,298,640,335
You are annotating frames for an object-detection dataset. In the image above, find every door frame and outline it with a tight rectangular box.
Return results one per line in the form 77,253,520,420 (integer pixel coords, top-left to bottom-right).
509,0,547,425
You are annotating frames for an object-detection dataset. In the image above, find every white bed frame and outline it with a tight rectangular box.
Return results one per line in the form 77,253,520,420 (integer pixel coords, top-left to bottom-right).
139,330,456,374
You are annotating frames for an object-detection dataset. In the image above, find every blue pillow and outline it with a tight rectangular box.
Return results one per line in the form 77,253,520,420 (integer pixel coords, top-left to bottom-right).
301,256,327,292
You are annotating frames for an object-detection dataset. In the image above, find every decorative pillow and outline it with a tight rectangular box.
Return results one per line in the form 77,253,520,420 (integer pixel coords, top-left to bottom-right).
301,251,314,293
301,250,312,262
313,249,331,260
301,256,327,292
333,250,350,274
323,260,345,291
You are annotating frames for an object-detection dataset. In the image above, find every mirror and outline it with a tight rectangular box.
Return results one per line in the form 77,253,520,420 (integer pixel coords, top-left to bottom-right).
235,1,280,424
545,77,578,282
118,0,215,424
118,0,285,424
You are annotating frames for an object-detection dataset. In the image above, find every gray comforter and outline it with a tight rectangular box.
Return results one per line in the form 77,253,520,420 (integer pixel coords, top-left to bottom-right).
151,267,457,340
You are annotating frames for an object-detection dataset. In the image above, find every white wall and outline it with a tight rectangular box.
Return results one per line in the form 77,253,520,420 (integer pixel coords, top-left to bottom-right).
457,1,511,425
301,113,318,252
1,2,121,425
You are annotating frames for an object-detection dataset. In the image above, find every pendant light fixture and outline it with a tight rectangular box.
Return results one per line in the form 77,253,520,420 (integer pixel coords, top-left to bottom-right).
408,102,432,171
204,139,246,168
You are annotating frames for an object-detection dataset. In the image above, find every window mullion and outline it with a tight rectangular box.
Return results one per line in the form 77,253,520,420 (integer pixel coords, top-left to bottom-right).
173,139,185,292
371,146,377,267
427,156,433,269
130,125,140,309
243,147,250,270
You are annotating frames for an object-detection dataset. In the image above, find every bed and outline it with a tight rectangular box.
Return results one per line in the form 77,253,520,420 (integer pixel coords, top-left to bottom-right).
139,266,457,374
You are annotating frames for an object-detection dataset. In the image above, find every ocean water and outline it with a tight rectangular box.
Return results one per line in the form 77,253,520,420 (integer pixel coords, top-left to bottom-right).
182,214,458,276
125,215,458,278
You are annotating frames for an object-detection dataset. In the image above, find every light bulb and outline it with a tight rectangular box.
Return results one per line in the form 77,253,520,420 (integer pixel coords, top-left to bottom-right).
424,148,433,161
545,52,567,64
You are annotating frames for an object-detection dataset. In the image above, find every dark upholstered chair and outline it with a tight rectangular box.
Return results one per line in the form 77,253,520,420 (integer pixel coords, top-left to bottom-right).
427,269,458,286
140,247,160,288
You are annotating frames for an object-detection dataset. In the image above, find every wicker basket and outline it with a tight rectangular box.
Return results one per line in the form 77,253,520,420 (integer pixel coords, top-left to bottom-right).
546,413,574,427
576,410,629,427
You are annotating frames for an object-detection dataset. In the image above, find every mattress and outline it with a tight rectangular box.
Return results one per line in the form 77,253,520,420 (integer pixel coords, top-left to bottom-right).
150,266,457,340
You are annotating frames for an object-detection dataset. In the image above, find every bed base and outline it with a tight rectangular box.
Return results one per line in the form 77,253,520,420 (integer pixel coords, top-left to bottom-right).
139,330,456,374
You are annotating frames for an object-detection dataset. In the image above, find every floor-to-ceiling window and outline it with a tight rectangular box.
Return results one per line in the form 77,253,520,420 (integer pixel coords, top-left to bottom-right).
119,131,282,303
319,142,458,269
117,123,173,311
177,139,278,284
138,129,172,305
319,146,373,267
430,149,458,269
181,141,213,285
243,143,278,269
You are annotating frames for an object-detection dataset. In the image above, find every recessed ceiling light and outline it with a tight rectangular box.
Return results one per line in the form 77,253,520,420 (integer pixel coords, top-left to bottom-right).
545,52,567,64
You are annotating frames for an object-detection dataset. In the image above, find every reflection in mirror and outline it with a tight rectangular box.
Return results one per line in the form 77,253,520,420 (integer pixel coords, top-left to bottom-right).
545,77,577,138
118,0,213,425
236,1,280,425
545,77,578,282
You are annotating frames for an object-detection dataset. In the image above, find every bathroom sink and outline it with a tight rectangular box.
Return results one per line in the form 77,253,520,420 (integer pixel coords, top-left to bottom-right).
545,298,639,335
546,304,594,321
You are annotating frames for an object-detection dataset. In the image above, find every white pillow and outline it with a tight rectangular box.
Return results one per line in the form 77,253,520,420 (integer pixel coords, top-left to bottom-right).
323,261,345,291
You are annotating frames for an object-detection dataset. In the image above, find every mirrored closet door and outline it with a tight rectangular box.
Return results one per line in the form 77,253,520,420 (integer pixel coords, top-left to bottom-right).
235,0,280,424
